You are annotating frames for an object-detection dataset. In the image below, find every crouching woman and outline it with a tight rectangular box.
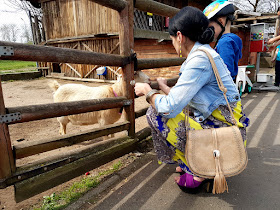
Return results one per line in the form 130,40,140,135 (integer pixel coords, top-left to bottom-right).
134,6,249,193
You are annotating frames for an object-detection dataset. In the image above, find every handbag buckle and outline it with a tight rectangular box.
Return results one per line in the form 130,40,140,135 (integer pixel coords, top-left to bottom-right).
213,150,220,157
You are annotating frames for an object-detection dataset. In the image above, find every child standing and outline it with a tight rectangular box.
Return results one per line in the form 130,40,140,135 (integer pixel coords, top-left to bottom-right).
203,0,242,82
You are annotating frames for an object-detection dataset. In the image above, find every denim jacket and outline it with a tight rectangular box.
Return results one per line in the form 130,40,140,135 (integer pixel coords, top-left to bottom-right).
154,42,240,122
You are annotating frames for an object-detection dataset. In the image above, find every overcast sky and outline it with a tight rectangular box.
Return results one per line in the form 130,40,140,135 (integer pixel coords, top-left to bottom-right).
0,0,31,42
0,0,29,25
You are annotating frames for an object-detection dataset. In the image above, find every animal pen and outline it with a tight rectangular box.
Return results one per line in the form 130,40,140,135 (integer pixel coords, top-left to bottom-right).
28,0,209,80
0,0,188,202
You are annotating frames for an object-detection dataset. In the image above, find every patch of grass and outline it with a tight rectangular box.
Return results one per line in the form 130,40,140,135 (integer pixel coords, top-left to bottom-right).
33,161,123,210
0,60,36,70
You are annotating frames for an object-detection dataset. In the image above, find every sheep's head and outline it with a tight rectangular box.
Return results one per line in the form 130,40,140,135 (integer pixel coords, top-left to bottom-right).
134,71,150,84
116,70,150,84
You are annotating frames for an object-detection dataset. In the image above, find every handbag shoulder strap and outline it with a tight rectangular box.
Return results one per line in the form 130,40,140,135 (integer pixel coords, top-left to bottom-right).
185,48,238,127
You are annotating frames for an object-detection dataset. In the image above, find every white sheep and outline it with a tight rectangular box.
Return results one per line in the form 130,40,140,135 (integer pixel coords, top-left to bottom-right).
48,77,125,138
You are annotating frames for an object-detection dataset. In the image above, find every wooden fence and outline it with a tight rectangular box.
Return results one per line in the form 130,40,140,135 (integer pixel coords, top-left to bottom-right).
0,0,182,202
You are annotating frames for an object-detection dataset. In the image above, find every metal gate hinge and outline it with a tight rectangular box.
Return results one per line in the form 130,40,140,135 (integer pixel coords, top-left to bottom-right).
0,112,21,123
0,46,14,56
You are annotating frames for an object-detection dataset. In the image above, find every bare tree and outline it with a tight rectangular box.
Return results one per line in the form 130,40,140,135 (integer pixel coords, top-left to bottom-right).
10,24,20,42
3,0,42,18
21,24,32,43
0,24,19,42
0,25,12,41
230,0,280,13
1,0,42,43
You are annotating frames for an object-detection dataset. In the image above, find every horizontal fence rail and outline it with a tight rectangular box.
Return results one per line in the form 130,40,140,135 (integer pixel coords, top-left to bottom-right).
1,125,150,193
89,0,127,12
135,0,179,17
89,0,179,17
137,57,185,70
135,107,149,119
14,136,137,202
0,41,128,66
14,121,130,159
1,135,137,190
6,97,131,124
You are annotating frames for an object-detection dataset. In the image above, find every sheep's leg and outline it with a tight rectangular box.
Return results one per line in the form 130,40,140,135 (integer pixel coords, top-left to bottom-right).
59,123,67,135
57,117,69,135
98,118,111,140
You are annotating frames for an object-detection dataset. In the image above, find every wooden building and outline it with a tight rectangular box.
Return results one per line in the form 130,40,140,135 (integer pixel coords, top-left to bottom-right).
28,0,212,80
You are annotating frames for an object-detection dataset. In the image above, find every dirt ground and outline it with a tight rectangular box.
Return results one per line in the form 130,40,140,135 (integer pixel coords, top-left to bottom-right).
0,77,150,209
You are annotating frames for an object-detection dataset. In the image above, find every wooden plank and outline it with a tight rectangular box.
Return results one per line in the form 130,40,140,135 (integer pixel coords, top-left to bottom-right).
235,15,278,22
119,0,135,138
136,49,178,54
45,34,119,44
28,11,36,45
134,29,171,40
14,121,130,159
65,63,82,77
134,44,175,51
135,45,175,52
34,15,42,43
0,41,126,67
108,42,120,54
14,137,137,202
137,57,185,70
82,42,93,52
83,65,99,78
135,0,179,17
6,97,131,124
0,77,15,179
0,136,135,189
17,135,134,174
135,107,148,119
135,126,151,141
106,66,121,77
14,126,152,177
31,22,38,45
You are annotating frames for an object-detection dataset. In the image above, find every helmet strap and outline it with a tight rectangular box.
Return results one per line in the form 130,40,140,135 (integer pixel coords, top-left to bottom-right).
213,19,226,48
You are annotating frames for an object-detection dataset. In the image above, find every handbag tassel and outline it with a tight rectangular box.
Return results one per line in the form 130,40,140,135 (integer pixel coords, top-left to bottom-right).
213,151,228,194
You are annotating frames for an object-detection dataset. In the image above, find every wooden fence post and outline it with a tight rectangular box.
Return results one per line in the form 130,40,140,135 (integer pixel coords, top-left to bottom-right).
119,0,135,138
0,77,15,180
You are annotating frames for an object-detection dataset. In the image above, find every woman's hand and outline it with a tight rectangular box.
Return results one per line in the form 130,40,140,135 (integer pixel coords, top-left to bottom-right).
157,77,167,87
134,83,152,96
157,77,170,94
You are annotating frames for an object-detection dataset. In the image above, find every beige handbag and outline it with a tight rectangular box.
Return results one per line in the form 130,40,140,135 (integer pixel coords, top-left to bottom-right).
185,49,248,194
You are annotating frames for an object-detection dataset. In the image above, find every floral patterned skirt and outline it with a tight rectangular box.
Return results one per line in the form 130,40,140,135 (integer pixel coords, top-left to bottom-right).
146,101,249,174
